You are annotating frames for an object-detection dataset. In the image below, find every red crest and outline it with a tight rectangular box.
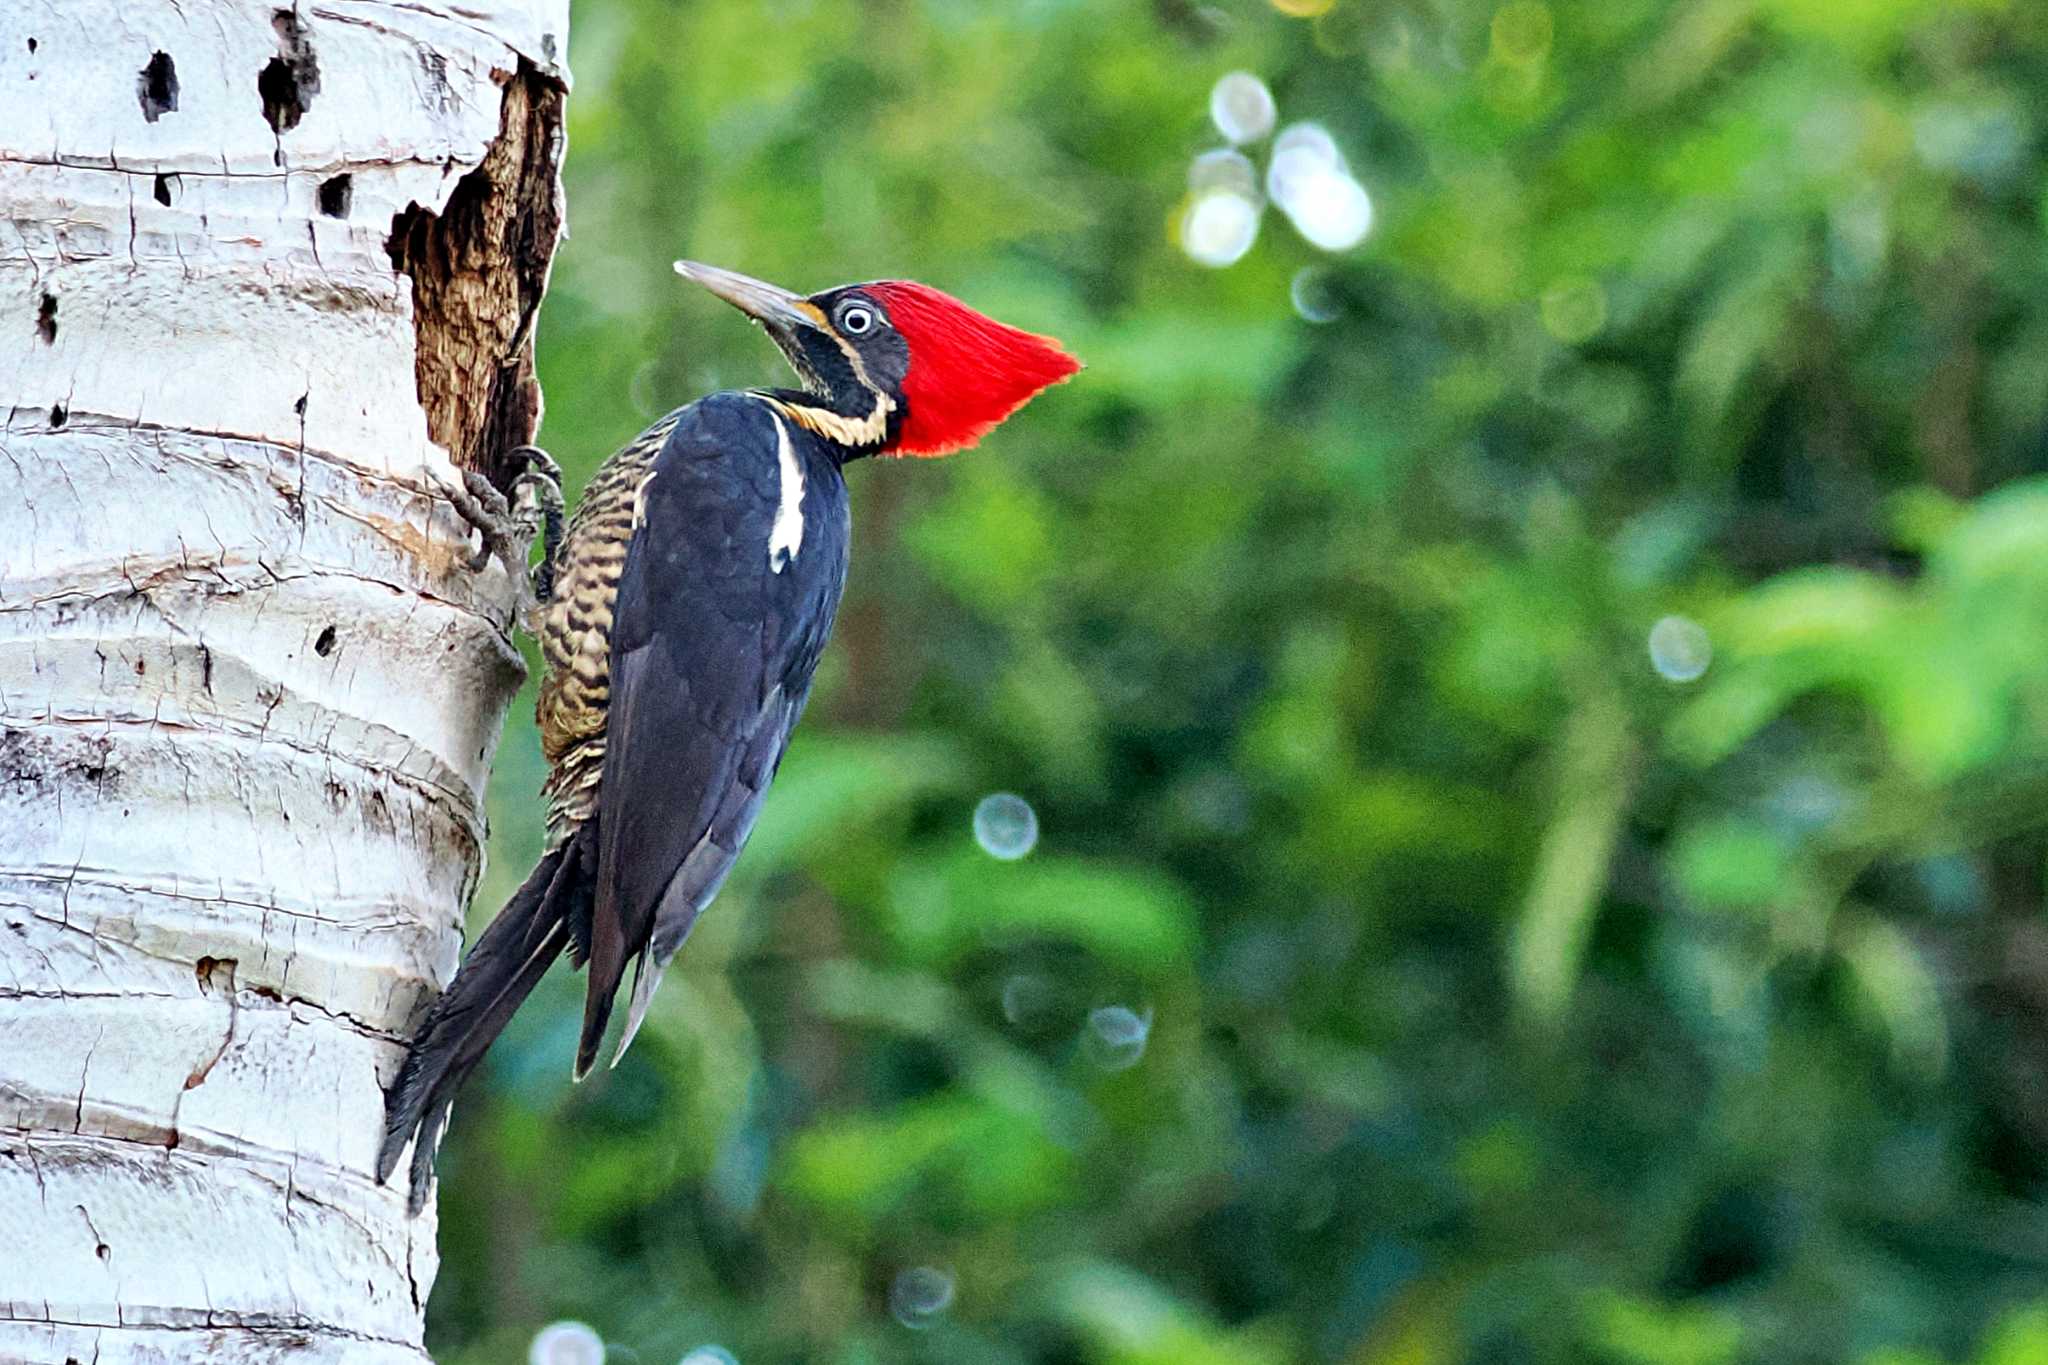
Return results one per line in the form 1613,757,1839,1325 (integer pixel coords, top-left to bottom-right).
863,282,1081,457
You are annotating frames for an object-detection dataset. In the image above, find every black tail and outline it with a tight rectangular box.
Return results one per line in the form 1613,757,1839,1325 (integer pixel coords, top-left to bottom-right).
376,826,595,1213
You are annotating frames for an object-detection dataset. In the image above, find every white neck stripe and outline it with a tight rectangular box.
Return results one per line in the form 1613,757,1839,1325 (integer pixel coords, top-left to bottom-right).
768,412,805,573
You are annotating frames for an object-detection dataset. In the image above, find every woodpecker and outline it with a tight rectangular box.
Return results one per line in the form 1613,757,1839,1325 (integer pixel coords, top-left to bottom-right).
377,262,1079,1210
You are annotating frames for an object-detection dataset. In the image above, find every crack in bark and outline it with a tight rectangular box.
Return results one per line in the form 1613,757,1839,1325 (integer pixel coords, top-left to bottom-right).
71,1027,105,1134
0,557,514,655
0,959,426,1050
0,1308,418,1349
5,1129,421,1219
185,958,239,1090
3,869,457,940
74,1204,109,1263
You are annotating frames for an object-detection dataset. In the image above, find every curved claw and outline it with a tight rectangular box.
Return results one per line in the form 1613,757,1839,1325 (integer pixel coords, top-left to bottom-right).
505,445,566,605
505,443,562,484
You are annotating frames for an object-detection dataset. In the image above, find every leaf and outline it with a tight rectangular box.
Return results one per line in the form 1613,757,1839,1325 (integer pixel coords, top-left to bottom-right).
1932,480,2048,590
1874,637,2008,783
1716,569,1903,655
741,731,970,875
1047,1260,1293,1365
1983,1305,2048,1365
781,1093,1074,1222
1512,690,1635,1023
1837,914,1947,1082
1586,1291,1742,1365
884,850,1199,975
1670,816,1792,914
780,1096,984,1221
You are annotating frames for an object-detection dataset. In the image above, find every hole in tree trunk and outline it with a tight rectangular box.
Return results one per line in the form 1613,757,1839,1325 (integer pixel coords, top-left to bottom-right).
36,293,56,345
258,10,320,160
385,62,564,481
152,172,176,206
314,625,338,657
138,51,178,121
317,173,352,218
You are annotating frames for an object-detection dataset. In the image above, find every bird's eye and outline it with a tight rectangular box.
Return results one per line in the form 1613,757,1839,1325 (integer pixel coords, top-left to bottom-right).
838,303,875,335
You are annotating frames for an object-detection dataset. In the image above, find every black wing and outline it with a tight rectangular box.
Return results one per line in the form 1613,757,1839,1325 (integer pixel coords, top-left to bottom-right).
575,393,847,1075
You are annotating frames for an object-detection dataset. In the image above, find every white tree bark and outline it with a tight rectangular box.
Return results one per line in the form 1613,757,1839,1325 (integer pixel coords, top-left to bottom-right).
0,3,567,1360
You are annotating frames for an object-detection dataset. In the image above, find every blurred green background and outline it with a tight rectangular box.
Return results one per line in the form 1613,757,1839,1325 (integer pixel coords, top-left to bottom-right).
433,1,2048,1361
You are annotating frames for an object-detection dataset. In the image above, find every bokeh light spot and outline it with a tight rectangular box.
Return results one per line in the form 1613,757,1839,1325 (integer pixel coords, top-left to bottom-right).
1828,192,1890,284
1269,0,1336,16
530,1322,605,1365
973,792,1040,860
1281,173,1373,252
1290,267,1342,323
1188,148,1258,197
890,1266,956,1329
1267,123,1374,252
1084,1005,1152,1070
1269,121,1341,179
1180,190,1262,268
628,358,665,419
1208,71,1276,145
1913,98,2025,184
1365,15,1415,69
1648,615,1712,683
679,1350,739,1365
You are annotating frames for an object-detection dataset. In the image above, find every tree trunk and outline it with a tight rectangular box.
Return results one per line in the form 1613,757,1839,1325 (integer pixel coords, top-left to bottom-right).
0,3,567,1360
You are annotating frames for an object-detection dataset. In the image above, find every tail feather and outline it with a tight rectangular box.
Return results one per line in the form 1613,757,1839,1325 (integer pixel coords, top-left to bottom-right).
573,908,631,1081
377,829,593,1212
609,955,668,1070
398,916,565,1212
573,963,622,1081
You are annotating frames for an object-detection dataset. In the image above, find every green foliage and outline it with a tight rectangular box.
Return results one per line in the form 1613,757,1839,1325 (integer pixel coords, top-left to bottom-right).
433,1,2048,1361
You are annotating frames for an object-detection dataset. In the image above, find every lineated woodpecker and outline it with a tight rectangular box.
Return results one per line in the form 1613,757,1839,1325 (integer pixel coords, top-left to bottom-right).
378,263,1080,1209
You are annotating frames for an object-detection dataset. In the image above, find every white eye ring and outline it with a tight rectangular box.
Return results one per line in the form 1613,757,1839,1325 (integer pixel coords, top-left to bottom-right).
839,303,875,335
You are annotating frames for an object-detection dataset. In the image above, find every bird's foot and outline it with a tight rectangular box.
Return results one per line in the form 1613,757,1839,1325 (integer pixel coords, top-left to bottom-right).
447,446,565,612
511,445,567,607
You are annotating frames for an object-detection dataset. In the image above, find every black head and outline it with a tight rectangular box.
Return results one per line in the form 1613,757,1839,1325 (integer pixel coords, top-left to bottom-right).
673,261,904,451
789,285,913,415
